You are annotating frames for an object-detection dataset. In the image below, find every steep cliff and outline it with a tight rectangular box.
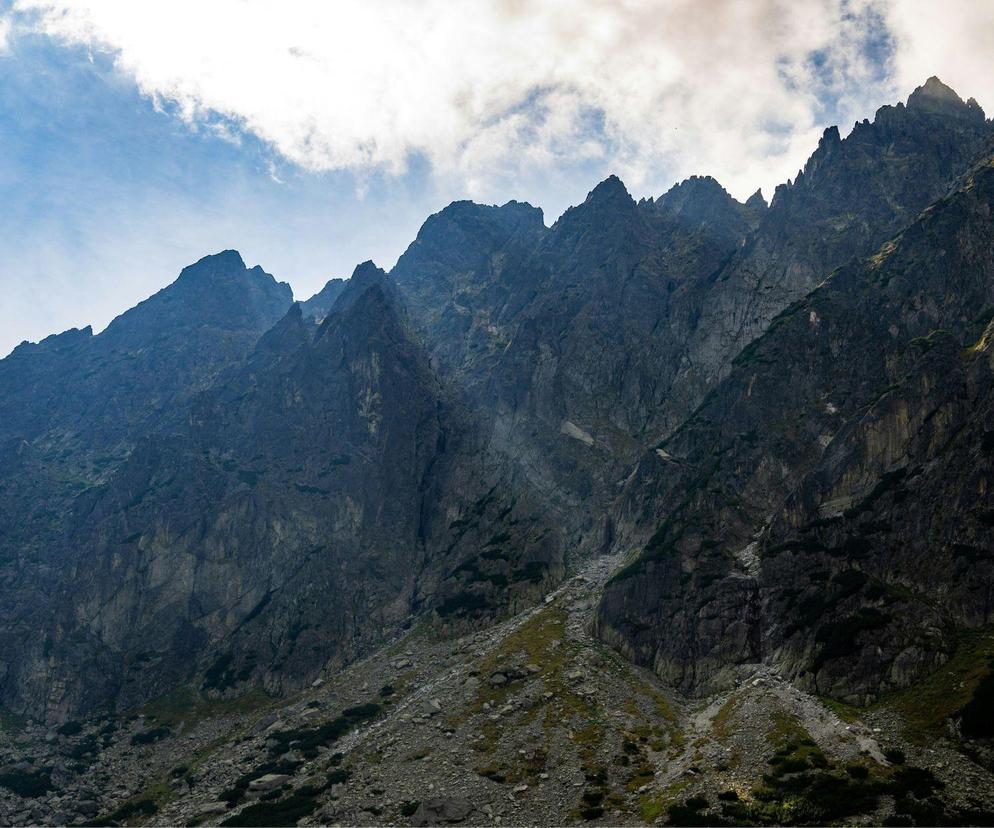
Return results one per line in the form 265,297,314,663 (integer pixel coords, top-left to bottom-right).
4,266,561,719
598,147,994,703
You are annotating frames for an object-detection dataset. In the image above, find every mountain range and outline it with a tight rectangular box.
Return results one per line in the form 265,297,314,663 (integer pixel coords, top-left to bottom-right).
1,77,993,827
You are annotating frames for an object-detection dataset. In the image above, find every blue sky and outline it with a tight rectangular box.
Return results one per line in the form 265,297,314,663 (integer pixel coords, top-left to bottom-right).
0,33,454,355
1,0,992,357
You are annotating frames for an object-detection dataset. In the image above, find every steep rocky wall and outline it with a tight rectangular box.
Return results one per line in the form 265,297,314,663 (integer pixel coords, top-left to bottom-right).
597,153,994,703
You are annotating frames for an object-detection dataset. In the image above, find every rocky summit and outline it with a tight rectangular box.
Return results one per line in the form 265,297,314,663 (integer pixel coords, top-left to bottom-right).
1,78,994,827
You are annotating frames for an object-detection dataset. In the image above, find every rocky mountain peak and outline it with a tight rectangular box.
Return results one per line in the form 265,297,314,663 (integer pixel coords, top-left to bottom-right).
300,277,347,323
769,77,990,215
659,174,730,206
336,278,396,337
441,198,543,228
818,124,842,149
583,173,634,208
99,250,292,346
551,174,638,241
857,77,987,130
350,259,388,286
254,302,311,357
316,261,399,334
495,199,546,230
412,200,545,254
170,249,293,306
744,188,767,212
656,174,751,232
175,249,248,283
906,75,979,118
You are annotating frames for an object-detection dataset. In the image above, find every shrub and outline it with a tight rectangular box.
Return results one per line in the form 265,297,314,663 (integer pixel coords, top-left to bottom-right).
668,797,724,827
130,725,171,745
341,702,379,719
958,661,994,739
884,747,906,765
56,721,82,737
0,768,53,798
267,702,380,756
769,756,809,775
66,735,100,761
891,766,943,799
220,759,303,806
85,798,157,826
219,792,318,827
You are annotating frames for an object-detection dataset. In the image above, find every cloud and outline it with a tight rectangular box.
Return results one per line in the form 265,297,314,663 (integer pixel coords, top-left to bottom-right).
0,16,11,53
884,0,994,109
12,0,914,201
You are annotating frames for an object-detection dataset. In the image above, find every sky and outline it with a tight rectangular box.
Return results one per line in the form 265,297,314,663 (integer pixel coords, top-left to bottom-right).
1,0,993,357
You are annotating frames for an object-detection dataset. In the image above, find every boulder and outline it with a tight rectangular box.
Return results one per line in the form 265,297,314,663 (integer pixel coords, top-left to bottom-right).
74,801,99,818
247,773,290,792
411,796,474,826
196,802,231,817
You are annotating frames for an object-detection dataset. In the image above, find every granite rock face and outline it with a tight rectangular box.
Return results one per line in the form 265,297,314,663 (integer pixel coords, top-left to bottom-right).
391,79,991,554
1,78,993,726
3,265,561,719
661,76,992,436
597,146,994,702
0,252,294,717
0,251,293,558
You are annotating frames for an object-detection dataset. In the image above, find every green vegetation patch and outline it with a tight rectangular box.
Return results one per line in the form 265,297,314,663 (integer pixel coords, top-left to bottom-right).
909,329,951,354
83,797,157,827
0,767,53,798
682,712,988,827
957,658,994,738
56,720,82,736
66,733,101,762
130,725,171,746
879,628,994,739
266,700,381,758
140,685,274,731
668,794,726,826
220,765,354,826
81,781,177,828
220,791,319,827
219,759,303,806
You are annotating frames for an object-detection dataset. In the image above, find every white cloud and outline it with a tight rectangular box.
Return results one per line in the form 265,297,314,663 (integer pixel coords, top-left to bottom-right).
884,0,994,111
9,0,987,203
0,16,11,53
